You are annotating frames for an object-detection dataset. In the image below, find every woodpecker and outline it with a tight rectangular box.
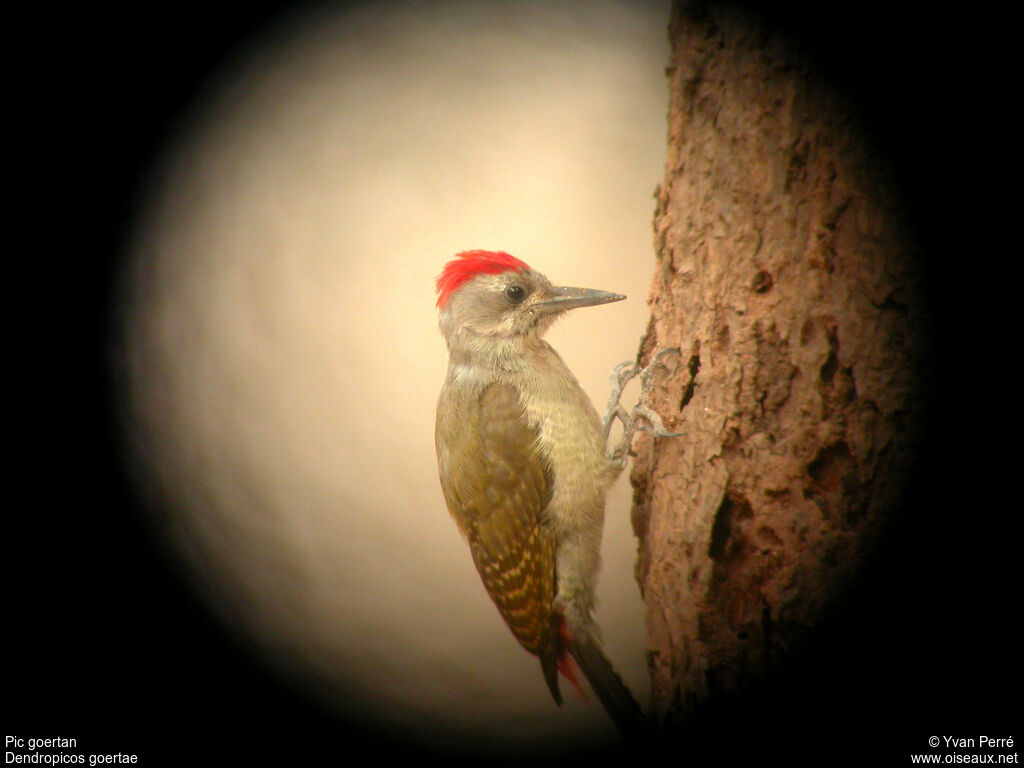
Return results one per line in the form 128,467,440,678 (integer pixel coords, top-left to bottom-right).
434,250,648,736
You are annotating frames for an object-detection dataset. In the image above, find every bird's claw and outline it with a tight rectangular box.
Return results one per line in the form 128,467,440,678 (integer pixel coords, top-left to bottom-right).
603,348,684,465
602,361,639,444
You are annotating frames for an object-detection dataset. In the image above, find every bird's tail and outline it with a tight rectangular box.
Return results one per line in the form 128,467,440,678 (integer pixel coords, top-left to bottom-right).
568,630,648,740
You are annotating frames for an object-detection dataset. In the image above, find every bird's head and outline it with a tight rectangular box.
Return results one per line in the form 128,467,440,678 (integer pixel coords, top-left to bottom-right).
436,250,625,348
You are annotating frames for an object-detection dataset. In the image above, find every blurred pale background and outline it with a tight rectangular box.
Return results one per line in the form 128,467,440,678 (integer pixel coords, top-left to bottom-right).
119,0,670,754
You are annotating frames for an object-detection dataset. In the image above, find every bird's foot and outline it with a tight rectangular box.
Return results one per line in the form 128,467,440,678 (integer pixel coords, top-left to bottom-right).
603,348,684,466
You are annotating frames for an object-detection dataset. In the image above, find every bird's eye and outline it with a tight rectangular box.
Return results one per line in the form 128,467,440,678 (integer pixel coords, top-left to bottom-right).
504,284,527,304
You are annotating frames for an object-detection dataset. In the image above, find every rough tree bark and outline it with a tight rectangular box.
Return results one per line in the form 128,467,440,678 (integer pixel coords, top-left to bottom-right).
631,2,926,725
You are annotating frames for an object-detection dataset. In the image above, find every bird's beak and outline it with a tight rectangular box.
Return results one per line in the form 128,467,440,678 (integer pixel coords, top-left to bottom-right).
535,286,626,315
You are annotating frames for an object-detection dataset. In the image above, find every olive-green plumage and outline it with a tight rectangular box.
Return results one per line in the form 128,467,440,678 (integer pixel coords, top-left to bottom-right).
434,251,645,734
436,380,563,698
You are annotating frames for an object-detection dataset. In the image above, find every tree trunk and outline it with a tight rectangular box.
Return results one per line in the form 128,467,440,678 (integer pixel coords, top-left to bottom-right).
631,1,926,726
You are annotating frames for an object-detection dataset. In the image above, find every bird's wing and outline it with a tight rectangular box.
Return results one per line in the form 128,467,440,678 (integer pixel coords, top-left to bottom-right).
436,380,563,701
